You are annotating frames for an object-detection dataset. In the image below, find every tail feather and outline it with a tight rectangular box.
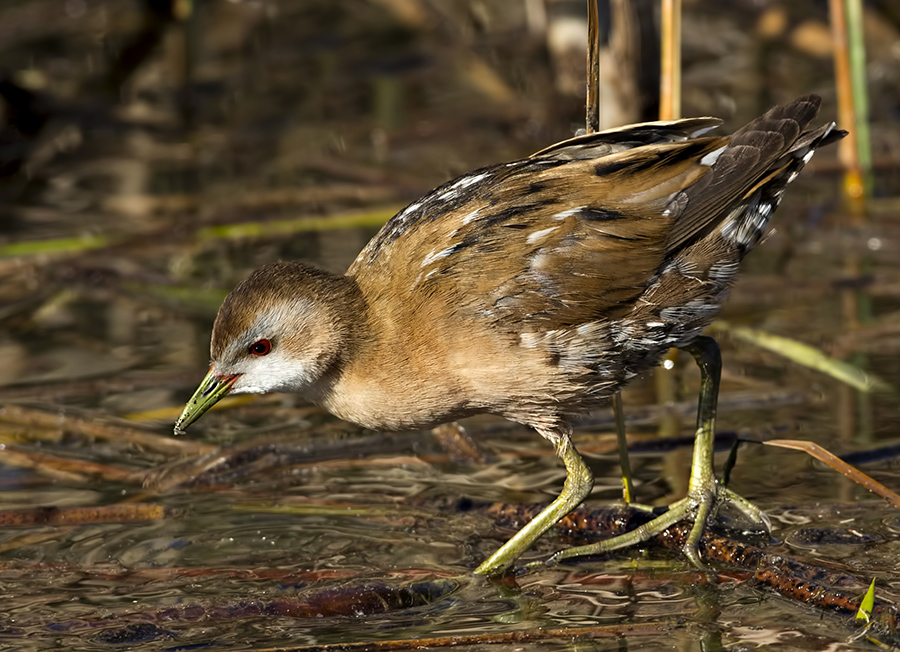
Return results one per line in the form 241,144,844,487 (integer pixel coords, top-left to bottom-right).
665,94,844,255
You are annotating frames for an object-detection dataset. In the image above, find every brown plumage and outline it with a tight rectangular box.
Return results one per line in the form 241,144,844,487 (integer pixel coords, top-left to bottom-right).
175,94,844,574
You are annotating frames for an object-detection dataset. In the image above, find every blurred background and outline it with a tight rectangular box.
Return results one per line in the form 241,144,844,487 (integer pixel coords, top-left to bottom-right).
0,0,898,402
1,1,900,649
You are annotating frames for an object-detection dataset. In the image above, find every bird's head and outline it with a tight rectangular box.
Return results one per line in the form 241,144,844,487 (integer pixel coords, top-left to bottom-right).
174,261,362,434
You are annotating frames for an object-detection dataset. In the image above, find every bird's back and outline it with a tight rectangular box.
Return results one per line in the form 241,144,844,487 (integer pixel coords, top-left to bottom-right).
341,95,841,426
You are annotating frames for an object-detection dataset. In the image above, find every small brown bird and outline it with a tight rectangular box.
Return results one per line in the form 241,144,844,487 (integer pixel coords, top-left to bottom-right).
175,94,843,576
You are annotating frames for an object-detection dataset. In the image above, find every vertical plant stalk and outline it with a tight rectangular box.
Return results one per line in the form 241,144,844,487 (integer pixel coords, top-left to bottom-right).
657,0,684,452
844,0,871,187
829,0,874,442
847,0,872,183
585,0,633,500
585,0,601,135
659,0,681,120
828,0,870,207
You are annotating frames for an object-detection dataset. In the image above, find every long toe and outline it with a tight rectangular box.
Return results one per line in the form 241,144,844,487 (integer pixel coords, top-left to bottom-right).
546,486,768,569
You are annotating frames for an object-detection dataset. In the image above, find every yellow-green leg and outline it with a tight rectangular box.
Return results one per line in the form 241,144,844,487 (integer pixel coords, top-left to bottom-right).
612,392,636,503
547,336,767,567
475,431,593,576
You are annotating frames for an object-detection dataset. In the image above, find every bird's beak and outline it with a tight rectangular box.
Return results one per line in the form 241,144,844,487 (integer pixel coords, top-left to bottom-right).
174,367,239,435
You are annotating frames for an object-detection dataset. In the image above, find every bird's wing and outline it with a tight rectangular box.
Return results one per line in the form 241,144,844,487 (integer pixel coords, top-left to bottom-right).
349,122,729,331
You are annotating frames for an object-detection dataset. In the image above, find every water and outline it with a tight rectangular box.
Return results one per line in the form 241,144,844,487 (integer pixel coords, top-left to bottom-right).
2,204,896,650
1,0,899,649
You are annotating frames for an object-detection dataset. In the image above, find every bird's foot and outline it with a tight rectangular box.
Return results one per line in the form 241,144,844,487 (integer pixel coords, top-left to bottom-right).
545,482,769,569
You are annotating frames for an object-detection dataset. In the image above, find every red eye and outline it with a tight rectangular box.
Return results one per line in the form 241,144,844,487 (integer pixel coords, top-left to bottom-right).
249,339,272,356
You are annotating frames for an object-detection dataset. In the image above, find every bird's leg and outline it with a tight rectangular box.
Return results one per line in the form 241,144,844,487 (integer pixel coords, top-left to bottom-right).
546,335,768,568
474,430,593,576
612,392,635,503
680,335,721,565
678,336,768,560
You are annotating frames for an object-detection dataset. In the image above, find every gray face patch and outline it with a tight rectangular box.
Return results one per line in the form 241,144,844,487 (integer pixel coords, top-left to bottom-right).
216,297,327,396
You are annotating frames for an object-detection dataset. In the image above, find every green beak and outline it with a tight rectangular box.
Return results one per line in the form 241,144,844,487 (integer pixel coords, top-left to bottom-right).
174,368,238,435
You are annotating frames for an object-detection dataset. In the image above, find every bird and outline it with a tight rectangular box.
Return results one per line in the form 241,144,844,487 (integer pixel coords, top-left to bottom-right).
174,94,843,576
